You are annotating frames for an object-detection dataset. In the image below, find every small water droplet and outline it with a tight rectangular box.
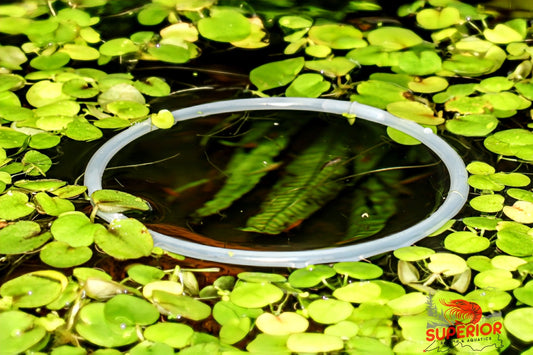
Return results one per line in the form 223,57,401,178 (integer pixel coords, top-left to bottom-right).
27,290,33,296
120,323,127,329
361,212,369,219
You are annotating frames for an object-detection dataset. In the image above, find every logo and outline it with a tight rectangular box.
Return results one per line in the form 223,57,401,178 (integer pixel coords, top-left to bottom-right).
425,295,504,352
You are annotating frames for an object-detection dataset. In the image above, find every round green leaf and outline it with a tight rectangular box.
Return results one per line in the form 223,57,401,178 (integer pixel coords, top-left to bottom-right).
0,311,46,354
65,117,103,141
397,50,441,76
286,333,343,353
144,322,194,349
238,272,286,283
333,261,383,279
467,161,496,175
497,229,533,256
60,44,100,61
51,212,98,247
107,101,149,119
288,264,336,288
22,150,52,176
29,132,61,149
26,80,71,107
407,76,448,93
468,174,504,191
446,114,498,137
91,189,150,213
76,303,138,347
126,264,165,285
34,191,75,216
304,57,356,77
503,200,533,224
504,307,533,342
99,38,138,56
147,44,190,64
387,101,444,125
62,78,99,98
0,73,25,91
105,294,159,326
250,57,305,92
332,281,381,303
469,194,505,213
474,269,521,290
151,291,211,321
393,246,435,261
39,241,92,268
387,292,427,316
444,231,490,254
30,52,70,70
508,188,533,203
285,73,330,98
151,109,174,129
279,15,313,29
0,270,65,308
427,253,468,276
484,129,533,160
416,7,461,30
308,24,364,49
94,218,153,260
0,191,35,220
308,298,354,324
230,282,283,308
0,220,49,254
466,289,512,312
255,312,308,335
198,9,251,42
367,27,423,50
134,77,171,97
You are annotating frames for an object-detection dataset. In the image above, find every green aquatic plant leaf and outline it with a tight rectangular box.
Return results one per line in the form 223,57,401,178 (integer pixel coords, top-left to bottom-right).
288,264,336,288
445,114,498,137
504,307,533,343
144,322,194,349
99,38,138,57
444,231,490,254
51,212,99,247
105,294,160,326
39,241,93,268
151,290,211,321
250,57,305,91
367,27,423,51
94,218,153,260
230,282,284,308
0,311,46,355
256,312,308,336
33,191,75,216
416,7,461,30
0,221,49,254
0,190,35,220
0,270,66,308
393,246,435,261
76,302,138,347
286,333,343,353
242,125,350,234
484,129,533,160
285,73,331,97
91,189,150,213
304,56,357,78
198,9,251,42
469,194,504,213
307,24,365,49
308,298,354,324
386,101,444,125
30,52,70,70
333,261,383,280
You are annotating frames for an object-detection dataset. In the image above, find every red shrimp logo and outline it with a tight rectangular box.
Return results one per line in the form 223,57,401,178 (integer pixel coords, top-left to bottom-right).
440,299,482,325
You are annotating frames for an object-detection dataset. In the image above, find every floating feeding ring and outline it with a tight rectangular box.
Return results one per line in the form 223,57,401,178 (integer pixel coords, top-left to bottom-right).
85,98,469,267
